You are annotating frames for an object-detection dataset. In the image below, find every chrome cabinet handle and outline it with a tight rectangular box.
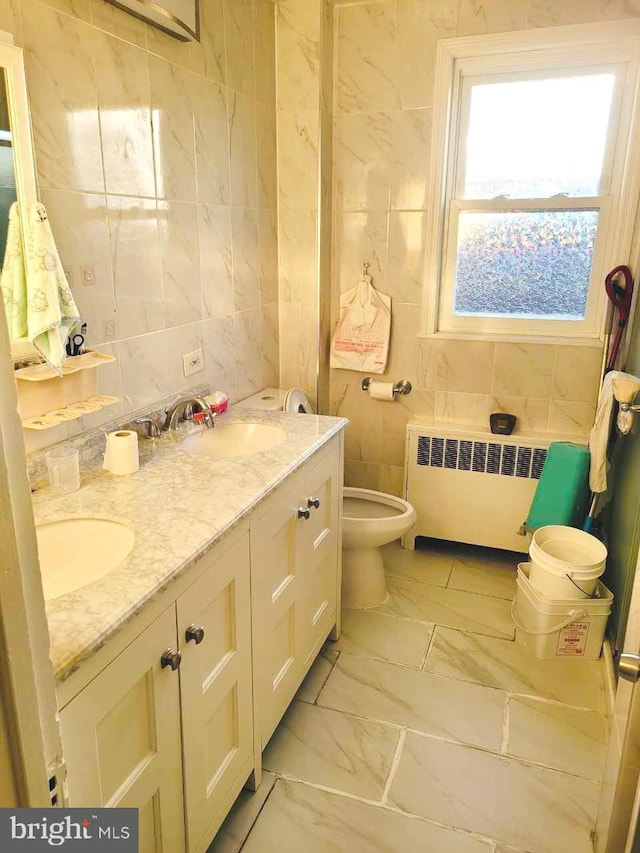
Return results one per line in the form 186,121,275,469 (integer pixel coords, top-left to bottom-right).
186,624,205,645
160,649,182,671
297,507,311,520
307,497,320,509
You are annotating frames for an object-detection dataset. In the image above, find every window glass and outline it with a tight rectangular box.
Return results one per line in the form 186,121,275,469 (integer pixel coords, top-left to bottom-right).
462,74,616,199
452,210,599,319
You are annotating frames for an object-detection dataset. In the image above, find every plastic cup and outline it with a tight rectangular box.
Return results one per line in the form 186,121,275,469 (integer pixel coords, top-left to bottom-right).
46,446,80,493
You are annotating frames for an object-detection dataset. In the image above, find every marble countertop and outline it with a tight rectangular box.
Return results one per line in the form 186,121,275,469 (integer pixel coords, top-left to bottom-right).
31,408,347,682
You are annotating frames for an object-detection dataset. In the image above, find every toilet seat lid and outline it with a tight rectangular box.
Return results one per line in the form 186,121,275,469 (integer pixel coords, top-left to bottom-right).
284,388,313,414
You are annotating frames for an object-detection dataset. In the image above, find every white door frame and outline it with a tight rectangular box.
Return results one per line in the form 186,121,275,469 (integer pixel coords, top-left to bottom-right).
596,542,640,850
0,300,62,804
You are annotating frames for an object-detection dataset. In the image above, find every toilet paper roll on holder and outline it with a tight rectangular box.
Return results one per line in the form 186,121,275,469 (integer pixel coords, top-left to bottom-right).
361,377,412,395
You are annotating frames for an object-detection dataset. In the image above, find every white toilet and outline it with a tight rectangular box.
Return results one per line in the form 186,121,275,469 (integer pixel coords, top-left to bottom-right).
342,487,416,608
237,388,417,609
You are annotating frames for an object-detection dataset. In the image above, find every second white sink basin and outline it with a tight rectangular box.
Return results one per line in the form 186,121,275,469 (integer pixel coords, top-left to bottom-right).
36,517,135,601
181,422,287,459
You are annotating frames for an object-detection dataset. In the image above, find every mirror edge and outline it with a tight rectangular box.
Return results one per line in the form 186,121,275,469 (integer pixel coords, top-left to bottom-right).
0,32,40,363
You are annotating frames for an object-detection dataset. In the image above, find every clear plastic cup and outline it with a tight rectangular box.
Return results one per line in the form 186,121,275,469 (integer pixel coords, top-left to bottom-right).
46,446,81,493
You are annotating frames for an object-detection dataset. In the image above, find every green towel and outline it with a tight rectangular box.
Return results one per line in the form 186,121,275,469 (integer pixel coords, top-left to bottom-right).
1,202,27,339
526,442,591,530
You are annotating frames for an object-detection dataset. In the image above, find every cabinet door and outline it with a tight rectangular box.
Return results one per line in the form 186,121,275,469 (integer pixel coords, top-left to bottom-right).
59,607,185,853
177,535,254,853
251,473,307,745
299,439,341,662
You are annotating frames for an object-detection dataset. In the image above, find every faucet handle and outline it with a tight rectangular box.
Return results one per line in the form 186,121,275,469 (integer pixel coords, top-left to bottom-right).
135,416,161,438
124,416,162,439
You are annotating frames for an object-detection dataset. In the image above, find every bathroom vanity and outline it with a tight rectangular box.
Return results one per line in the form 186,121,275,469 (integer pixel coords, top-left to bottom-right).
33,410,346,853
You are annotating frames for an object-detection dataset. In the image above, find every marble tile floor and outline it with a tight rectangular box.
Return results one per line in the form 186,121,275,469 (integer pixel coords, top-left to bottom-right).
210,539,610,853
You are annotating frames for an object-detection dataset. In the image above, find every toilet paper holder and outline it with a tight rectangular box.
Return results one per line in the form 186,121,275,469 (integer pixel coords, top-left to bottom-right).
361,377,412,395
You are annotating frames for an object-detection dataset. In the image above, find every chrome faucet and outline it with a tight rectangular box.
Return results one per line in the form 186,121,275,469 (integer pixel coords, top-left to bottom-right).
125,415,162,439
164,395,216,431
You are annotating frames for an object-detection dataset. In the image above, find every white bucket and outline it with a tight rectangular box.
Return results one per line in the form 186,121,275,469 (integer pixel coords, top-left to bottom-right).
513,563,612,660
529,525,607,600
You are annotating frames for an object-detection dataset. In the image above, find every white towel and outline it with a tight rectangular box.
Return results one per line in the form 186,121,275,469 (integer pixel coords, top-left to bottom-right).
1,202,79,370
330,275,391,374
589,370,640,492
27,202,79,370
1,202,27,339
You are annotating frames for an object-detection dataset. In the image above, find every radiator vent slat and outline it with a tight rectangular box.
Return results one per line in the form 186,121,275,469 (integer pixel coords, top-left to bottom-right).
532,448,548,480
472,442,487,473
516,447,532,478
444,439,458,469
416,435,547,481
431,437,444,468
487,443,502,474
459,440,472,471
501,445,516,476
417,436,430,466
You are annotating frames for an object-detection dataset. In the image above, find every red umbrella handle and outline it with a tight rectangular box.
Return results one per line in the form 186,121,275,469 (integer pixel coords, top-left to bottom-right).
605,265,634,371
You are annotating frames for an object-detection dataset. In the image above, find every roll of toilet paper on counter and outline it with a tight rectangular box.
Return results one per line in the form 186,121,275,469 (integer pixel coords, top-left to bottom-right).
103,430,139,475
368,380,395,401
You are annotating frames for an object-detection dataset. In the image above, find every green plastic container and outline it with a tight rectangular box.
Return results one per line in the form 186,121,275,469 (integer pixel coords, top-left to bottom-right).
525,442,591,530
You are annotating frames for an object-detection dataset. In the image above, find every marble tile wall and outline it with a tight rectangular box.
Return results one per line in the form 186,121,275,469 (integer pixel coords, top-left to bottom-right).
276,0,333,410
9,0,278,451
328,0,640,494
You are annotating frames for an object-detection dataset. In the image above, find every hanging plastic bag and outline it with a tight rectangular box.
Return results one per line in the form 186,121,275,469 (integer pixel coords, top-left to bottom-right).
330,266,391,374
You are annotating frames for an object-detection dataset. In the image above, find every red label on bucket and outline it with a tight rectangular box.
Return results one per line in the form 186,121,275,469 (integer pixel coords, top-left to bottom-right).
556,622,590,656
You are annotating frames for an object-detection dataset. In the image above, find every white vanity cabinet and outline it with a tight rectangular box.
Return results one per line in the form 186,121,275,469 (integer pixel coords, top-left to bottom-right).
60,533,254,853
58,430,344,853
251,435,342,747
59,605,187,851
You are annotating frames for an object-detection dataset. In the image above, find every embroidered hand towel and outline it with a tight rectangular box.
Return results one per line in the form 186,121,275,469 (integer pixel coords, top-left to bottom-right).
26,202,79,372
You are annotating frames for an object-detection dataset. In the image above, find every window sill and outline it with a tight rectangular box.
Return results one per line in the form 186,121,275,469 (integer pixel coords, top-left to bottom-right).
416,330,604,348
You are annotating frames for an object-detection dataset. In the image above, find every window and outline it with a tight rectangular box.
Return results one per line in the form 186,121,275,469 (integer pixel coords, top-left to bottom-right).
423,25,640,340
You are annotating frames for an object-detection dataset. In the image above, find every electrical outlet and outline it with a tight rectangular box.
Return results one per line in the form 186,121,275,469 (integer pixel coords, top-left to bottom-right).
81,265,96,285
183,348,204,378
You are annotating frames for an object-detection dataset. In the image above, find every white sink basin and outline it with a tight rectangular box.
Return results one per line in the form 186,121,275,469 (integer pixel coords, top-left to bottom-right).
181,422,287,459
36,517,135,601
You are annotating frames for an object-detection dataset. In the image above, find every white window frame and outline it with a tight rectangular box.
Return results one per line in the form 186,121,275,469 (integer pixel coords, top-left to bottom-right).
420,22,640,344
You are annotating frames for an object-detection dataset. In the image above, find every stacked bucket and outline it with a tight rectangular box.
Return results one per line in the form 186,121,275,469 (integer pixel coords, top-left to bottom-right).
513,526,613,660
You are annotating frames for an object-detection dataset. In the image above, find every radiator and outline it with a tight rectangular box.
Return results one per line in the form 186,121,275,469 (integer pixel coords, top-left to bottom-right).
403,423,572,553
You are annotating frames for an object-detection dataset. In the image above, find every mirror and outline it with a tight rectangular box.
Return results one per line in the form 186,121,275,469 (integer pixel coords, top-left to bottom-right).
0,38,52,361
106,0,199,42
0,75,16,268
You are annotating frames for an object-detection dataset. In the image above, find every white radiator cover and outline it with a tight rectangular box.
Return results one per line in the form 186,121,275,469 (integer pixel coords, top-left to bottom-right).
403,423,570,554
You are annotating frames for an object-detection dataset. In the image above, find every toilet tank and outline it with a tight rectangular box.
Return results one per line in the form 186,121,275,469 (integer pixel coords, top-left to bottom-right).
234,388,287,411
